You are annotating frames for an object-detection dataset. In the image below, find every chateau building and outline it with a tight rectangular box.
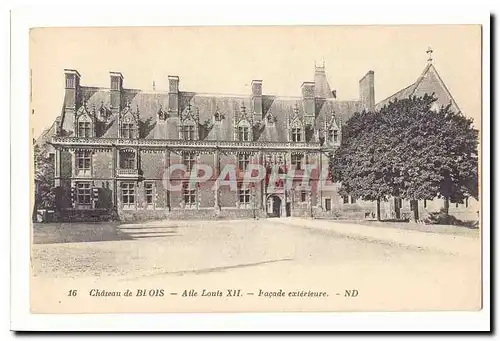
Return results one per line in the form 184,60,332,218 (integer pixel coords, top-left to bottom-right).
39,56,477,221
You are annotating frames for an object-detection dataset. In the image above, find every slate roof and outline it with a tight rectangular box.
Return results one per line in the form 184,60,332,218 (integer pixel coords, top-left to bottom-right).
375,63,462,113
58,69,364,143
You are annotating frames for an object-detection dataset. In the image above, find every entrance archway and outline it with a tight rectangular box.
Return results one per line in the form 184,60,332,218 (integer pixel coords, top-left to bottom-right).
266,195,282,217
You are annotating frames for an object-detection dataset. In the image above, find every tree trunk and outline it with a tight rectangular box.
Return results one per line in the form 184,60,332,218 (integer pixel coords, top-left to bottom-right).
443,197,450,215
376,198,381,221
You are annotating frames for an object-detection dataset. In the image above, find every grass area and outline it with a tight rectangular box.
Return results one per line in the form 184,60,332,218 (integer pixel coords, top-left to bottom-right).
336,219,480,238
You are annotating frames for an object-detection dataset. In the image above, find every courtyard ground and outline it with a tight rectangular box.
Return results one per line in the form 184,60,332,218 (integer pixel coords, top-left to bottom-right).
30,218,482,313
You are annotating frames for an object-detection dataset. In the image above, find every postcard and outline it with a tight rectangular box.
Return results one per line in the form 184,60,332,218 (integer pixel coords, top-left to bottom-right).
21,23,485,324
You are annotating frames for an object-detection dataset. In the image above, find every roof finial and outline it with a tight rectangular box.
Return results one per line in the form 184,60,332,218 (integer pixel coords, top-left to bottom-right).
426,46,433,64
152,80,156,91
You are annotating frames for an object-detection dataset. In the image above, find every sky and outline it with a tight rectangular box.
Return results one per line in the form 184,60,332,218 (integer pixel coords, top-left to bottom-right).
30,25,481,137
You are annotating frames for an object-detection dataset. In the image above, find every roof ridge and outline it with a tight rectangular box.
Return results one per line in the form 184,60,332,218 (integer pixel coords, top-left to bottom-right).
375,81,417,107
426,64,462,113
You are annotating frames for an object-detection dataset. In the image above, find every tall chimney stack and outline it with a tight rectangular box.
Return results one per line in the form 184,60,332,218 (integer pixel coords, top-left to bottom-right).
359,70,375,111
110,71,124,115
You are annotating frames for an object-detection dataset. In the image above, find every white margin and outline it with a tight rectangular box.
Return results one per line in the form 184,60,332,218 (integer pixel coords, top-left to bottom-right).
9,1,491,332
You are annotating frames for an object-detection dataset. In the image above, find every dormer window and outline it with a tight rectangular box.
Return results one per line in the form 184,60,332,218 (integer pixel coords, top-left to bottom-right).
78,121,91,137
121,123,136,139
238,126,250,141
292,128,302,142
181,124,195,140
214,111,222,122
329,129,339,143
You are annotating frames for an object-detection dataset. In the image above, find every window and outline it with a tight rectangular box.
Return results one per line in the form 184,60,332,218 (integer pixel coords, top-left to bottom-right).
325,198,332,211
119,151,136,169
238,153,250,172
300,191,307,202
183,182,196,206
76,150,92,170
145,182,154,206
351,196,357,204
291,154,303,170
238,126,250,141
292,128,301,142
239,186,250,204
333,129,339,143
181,124,195,140
183,152,196,172
121,182,135,208
465,197,469,208
424,199,427,208
76,182,91,205
121,123,135,139
343,195,349,204
78,121,91,137
456,202,459,208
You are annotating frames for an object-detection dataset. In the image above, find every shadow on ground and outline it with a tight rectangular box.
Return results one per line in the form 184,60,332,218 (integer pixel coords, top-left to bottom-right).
32,222,181,244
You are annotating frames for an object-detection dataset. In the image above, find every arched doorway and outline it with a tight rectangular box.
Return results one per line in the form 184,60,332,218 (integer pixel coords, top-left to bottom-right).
267,195,282,217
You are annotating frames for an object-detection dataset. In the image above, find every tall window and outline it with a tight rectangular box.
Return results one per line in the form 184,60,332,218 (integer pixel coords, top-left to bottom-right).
343,195,349,204
76,150,92,171
351,196,357,204
121,123,135,139
292,128,301,142
119,151,136,169
333,129,339,143
181,125,195,140
238,186,250,204
76,182,91,205
238,153,250,172
78,121,91,137
183,182,196,206
300,190,307,202
144,182,154,207
183,152,196,172
291,154,303,170
238,126,250,141
121,182,135,208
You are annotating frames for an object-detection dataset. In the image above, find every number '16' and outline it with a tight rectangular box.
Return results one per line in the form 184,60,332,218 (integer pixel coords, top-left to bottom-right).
68,290,78,297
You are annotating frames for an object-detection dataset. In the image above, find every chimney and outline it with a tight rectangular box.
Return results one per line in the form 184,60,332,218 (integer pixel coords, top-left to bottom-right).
359,70,375,111
301,82,315,117
110,71,124,114
168,75,179,116
251,80,263,120
64,69,81,113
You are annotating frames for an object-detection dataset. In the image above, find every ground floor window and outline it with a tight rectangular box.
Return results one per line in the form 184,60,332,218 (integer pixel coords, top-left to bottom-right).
121,182,135,208
351,196,357,204
144,182,154,208
300,190,307,202
239,187,251,204
424,199,427,208
183,182,196,206
76,182,92,205
343,195,349,204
